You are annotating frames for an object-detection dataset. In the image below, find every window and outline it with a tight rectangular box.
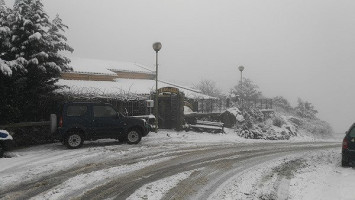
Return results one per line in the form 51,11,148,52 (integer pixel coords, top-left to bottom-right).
94,106,117,118
67,106,87,117
349,127,355,137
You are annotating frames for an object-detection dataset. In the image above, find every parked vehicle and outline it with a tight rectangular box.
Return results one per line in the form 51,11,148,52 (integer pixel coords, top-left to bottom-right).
342,123,355,166
55,102,150,149
0,130,13,158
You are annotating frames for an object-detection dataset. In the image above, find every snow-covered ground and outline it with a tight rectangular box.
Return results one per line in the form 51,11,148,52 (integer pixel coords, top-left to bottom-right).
289,149,354,200
126,169,200,200
0,129,350,200
209,148,353,200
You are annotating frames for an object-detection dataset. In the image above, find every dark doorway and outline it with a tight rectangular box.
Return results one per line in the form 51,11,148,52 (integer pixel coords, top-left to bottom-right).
158,93,179,129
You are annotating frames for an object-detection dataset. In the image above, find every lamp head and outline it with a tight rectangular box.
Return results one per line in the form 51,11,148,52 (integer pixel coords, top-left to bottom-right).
153,42,162,52
238,65,245,72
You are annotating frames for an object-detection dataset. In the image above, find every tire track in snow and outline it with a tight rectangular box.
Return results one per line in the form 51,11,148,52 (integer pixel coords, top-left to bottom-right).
79,143,339,199
0,142,339,200
0,145,211,200
126,169,202,200
30,157,176,200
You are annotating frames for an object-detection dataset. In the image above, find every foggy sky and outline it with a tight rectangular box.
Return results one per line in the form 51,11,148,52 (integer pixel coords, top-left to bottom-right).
5,0,355,133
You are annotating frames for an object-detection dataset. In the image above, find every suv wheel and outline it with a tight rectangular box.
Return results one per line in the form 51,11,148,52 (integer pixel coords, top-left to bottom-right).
126,129,142,144
342,156,349,167
66,132,84,149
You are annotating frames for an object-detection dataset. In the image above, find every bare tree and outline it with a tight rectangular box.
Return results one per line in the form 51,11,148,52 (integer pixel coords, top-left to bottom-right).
230,78,262,100
295,98,318,119
193,79,222,97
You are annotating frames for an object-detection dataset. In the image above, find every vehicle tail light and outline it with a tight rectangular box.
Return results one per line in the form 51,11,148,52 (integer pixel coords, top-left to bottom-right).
59,116,63,127
343,138,349,149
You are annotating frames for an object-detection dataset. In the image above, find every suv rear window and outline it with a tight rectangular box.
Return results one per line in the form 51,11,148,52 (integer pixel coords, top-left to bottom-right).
67,105,88,117
349,128,355,138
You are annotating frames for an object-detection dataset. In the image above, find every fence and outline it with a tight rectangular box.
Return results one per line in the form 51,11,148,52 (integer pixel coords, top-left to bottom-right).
197,99,227,113
195,98,273,114
244,99,273,109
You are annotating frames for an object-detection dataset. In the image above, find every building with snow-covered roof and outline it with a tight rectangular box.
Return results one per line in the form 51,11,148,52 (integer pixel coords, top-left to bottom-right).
56,57,220,129
58,57,215,100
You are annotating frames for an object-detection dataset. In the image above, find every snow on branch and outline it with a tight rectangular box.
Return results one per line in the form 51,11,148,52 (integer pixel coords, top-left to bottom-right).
0,57,28,76
0,26,10,35
0,59,12,76
28,32,42,41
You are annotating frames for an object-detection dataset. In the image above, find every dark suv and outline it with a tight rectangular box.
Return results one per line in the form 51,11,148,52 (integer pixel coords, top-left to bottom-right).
56,102,150,149
342,123,355,166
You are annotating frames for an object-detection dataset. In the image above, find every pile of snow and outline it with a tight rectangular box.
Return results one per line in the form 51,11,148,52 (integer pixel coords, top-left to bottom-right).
227,107,244,122
184,106,194,114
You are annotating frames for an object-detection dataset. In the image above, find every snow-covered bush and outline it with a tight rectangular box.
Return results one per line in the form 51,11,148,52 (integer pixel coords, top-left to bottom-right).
288,116,302,127
234,106,300,140
272,116,285,127
236,123,295,140
298,118,333,138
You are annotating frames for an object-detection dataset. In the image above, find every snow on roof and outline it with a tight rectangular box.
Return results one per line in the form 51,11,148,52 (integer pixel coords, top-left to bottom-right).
109,62,155,74
56,79,216,100
69,57,154,75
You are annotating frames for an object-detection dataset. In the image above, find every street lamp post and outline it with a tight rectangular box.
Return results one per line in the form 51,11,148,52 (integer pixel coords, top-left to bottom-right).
238,65,244,87
238,65,244,108
153,42,162,133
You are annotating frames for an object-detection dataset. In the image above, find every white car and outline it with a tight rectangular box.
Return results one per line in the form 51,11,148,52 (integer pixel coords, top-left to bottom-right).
0,130,13,157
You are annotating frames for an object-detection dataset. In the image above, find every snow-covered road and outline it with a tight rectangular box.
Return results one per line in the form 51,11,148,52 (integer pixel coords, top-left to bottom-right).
0,130,349,200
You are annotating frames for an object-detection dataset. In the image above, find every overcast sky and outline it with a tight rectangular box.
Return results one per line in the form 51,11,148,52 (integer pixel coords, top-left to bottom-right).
6,0,355,133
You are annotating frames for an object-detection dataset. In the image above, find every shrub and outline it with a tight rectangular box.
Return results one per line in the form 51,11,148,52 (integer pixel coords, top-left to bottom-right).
273,116,285,127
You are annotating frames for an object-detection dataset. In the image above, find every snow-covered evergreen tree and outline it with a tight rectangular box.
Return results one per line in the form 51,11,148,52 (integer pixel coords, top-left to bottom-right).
1,0,73,75
0,0,6,10
0,0,73,123
0,0,23,76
